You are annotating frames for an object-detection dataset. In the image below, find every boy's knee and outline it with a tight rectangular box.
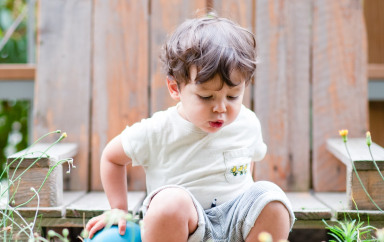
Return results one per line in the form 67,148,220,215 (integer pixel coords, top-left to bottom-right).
263,201,289,216
146,188,197,221
255,201,290,229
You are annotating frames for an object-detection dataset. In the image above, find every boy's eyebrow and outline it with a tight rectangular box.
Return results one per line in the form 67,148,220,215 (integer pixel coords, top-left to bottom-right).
229,85,243,91
197,82,244,92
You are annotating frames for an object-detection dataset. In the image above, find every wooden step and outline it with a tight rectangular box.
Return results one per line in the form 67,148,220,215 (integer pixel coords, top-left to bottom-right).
327,138,384,210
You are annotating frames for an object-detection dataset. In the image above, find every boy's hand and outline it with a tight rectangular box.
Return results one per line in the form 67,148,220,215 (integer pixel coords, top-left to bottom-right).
85,209,131,239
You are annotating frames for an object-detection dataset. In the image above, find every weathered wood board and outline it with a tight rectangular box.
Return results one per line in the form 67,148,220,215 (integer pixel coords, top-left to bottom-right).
8,167,62,207
312,0,368,192
66,191,146,218
0,64,35,80
327,138,384,170
150,0,206,114
0,191,144,228
0,191,86,218
316,192,384,227
91,0,149,191
253,0,311,191
7,143,78,207
287,192,332,221
34,0,92,191
364,0,384,64
369,101,384,148
351,171,384,210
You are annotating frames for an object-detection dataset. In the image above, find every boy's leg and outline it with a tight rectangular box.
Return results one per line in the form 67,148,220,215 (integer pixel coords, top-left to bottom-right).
245,201,290,242
142,187,198,242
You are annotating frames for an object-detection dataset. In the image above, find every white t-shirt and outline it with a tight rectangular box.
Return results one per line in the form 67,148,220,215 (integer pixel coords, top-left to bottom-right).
121,104,267,209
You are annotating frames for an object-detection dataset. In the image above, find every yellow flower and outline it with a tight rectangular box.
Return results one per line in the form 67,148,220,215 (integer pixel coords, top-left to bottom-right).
339,129,348,137
339,129,348,143
231,166,237,174
366,131,372,147
59,132,68,142
258,232,272,242
57,132,67,142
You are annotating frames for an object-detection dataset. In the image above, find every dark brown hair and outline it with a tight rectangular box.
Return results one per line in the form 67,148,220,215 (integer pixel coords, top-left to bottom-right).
160,14,257,87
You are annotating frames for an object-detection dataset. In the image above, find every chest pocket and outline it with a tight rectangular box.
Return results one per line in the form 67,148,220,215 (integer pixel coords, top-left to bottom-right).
223,148,252,183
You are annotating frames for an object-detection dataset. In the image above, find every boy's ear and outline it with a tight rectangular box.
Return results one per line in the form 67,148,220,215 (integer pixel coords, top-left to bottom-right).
167,76,181,101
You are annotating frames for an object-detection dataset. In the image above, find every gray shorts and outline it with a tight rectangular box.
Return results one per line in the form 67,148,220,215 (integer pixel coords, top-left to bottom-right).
142,181,295,242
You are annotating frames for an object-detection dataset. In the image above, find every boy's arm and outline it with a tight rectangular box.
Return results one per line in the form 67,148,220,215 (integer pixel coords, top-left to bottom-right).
86,135,132,238
101,135,131,211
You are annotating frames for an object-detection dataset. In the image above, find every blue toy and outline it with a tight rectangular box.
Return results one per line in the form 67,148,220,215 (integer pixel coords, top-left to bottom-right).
85,221,141,242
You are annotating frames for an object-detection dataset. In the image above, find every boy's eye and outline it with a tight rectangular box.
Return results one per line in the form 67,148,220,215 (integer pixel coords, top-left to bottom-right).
198,95,212,100
227,96,238,100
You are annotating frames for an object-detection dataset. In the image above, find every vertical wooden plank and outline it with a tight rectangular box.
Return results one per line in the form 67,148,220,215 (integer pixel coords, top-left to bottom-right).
34,0,92,190
213,0,254,109
284,0,311,191
312,0,368,191
364,0,384,64
253,0,311,191
92,0,149,191
150,0,206,114
369,101,384,147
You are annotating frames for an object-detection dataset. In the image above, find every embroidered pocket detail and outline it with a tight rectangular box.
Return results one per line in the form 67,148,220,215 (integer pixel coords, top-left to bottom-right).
230,164,248,176
223,148,251,183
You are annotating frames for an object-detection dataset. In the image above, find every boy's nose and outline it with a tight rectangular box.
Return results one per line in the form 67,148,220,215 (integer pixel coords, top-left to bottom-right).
213,101,227,113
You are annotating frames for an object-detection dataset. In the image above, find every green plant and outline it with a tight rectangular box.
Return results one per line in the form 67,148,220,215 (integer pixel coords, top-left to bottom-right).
323,219,376,242
0,130,75,241
0,100,30,176
0,0,29,64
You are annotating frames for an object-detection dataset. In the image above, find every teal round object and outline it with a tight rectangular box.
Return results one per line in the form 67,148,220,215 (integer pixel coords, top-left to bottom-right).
86,221,141,242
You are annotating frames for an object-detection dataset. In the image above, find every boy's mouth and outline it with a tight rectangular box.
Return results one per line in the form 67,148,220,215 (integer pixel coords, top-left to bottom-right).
209,120,224,128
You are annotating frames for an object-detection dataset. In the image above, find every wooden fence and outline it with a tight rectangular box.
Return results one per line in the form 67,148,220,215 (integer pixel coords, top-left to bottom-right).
33,0,368,192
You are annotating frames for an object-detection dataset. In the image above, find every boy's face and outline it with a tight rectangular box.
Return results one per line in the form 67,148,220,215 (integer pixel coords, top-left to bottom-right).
167,67,245,133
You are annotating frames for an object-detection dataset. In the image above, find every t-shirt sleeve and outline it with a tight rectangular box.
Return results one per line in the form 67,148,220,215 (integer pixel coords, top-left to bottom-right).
251,114,267,162
120,120,150,167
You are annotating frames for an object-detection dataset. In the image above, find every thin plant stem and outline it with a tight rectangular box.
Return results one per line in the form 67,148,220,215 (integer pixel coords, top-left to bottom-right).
344,142,383,211
9,136,63,184
2,133,64,201
15,158,72,208
2,179,21,236
30,188,40,236
367,146,384,182
0,130,72,241
352,197,361,222
0,209,30,237
1,152,47,199
3,135,67,205
0,130,61,180
1,132,65,234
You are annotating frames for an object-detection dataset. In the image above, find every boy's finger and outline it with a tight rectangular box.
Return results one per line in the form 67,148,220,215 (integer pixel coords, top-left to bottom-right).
88,220,106,239
85,216,98,231
118,218,127,235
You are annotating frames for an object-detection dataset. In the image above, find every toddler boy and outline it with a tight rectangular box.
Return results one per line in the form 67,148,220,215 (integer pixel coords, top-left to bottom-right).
86,14,295,242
